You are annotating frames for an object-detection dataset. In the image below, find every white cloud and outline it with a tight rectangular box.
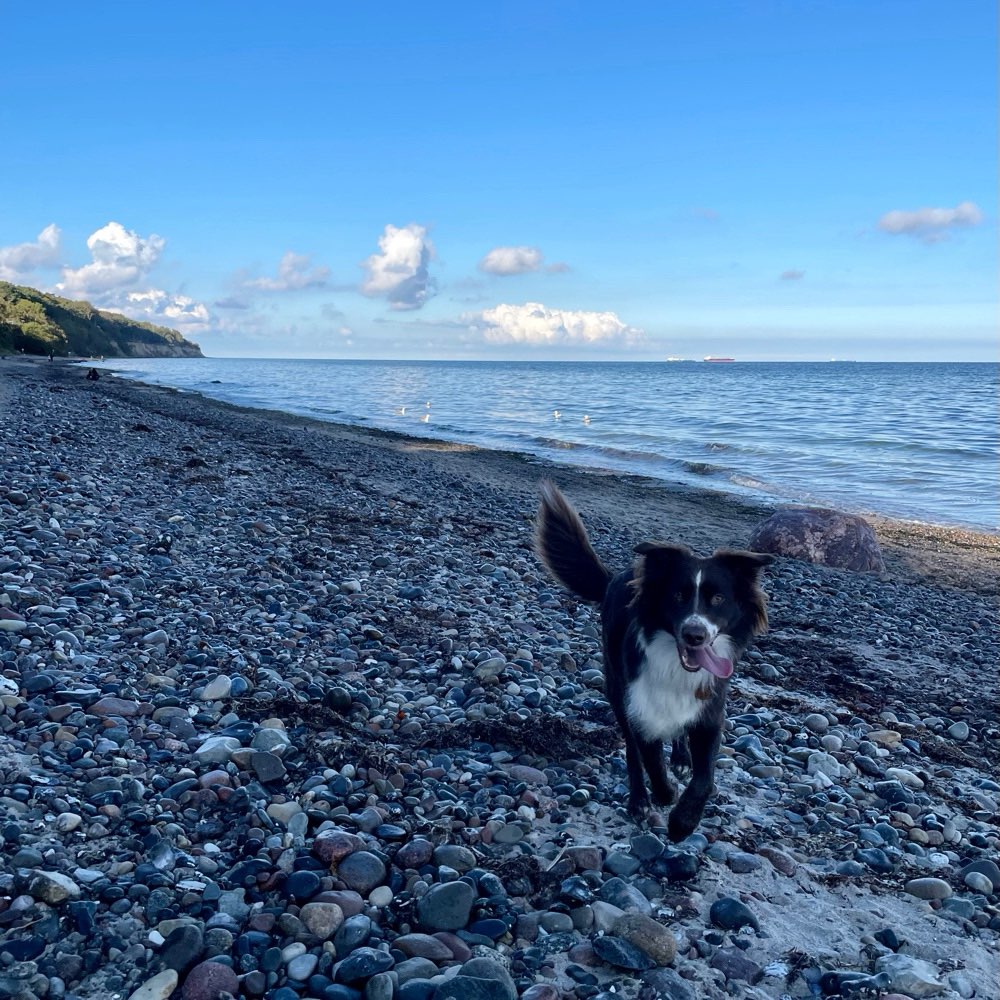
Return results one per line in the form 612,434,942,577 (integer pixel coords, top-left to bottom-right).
877,201,983,242
118,288,211,332
0,224,62,280
360,223,435,310
479,245,543,276
780,269,805,281
465,301,643,346
246,250,329,291
57,221,165,298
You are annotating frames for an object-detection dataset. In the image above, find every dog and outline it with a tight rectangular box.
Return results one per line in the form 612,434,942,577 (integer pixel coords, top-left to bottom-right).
535,481,773,841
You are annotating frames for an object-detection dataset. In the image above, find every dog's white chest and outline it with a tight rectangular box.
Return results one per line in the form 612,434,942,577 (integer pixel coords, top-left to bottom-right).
625,632,711,741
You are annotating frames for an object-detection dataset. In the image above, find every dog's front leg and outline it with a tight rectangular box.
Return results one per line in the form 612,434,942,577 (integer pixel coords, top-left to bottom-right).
638,736,676,806
667,720,721,842
622,727,650,817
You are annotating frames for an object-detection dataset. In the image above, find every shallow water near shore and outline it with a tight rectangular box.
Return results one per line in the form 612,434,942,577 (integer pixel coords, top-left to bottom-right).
95,358,999,531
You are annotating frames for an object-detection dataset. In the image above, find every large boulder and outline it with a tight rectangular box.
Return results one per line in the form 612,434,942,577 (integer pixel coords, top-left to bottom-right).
748,507,884,572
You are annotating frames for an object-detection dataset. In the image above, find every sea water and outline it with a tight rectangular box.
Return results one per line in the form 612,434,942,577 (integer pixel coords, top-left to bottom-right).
94,359,999,532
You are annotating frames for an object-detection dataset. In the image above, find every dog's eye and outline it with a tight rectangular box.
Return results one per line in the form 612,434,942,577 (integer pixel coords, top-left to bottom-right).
673,591,684,602
710,593,725,606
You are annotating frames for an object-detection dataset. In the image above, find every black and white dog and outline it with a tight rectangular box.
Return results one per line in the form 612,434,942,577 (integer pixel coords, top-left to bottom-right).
535,481,773,841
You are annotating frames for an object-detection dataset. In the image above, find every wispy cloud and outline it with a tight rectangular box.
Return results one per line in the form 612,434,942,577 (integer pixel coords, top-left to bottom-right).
478,245,568,276
0,224,62,281
780,269,805,281
877,201,983,243
464,301,643,346
245,250,330,291
360,223,435,310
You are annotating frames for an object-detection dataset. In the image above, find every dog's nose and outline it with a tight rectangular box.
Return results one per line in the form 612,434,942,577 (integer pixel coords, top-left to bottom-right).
681,621,708,647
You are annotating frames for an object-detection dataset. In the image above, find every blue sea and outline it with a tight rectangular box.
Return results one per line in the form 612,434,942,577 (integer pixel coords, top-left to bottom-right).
94,359,999,532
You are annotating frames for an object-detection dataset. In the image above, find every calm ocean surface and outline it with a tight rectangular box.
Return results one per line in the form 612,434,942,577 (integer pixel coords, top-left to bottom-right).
95,359,999,532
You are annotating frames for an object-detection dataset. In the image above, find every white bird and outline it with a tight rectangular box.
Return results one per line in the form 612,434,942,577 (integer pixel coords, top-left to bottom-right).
420,413,430,423
553,409,561,420
582,414,591,425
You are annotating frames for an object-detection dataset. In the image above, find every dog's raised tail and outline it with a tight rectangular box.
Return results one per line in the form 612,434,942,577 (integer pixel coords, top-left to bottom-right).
535,481,611,604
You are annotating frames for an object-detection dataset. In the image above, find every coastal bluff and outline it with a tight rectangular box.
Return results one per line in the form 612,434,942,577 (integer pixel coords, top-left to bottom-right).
0,281,203,358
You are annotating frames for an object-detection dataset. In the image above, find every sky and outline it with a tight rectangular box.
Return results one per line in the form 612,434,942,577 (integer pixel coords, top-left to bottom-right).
1,1,996,361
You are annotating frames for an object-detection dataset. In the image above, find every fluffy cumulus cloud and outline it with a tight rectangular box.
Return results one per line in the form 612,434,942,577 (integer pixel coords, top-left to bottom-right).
117,289,211,331
40,221,213,333
246,251,330,291
360,223,435,310
0,224,62,280
877,201,983,242
478,245,543,276
465,302,643,346
57,221,165,298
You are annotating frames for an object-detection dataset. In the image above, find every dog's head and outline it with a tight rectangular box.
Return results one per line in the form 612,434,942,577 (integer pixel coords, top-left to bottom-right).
629,542,773,679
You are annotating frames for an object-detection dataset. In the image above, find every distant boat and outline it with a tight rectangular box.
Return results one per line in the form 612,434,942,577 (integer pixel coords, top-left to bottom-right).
703,356,735,363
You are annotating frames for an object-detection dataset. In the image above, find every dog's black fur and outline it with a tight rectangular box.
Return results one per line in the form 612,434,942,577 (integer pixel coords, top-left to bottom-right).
535,481,773,840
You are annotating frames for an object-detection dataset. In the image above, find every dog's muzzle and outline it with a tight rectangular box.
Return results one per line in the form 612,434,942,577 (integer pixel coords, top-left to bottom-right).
677,621,733,678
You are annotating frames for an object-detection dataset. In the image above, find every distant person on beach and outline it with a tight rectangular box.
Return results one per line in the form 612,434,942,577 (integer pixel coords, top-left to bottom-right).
86,368,100,381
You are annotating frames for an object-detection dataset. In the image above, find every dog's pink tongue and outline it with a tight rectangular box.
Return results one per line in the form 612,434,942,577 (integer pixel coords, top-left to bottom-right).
692,644,733,678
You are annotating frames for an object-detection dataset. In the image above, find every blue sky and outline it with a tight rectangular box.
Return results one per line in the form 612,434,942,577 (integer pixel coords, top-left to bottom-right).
1,1,995,360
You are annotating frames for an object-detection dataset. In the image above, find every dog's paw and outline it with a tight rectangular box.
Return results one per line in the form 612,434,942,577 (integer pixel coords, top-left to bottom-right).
627,795,650,821
667,803,703,843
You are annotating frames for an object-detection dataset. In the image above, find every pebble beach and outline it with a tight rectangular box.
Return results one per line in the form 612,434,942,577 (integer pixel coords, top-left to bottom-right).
1,357,998,1000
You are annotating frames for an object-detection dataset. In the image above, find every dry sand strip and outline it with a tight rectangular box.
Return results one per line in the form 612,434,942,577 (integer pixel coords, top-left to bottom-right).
1,356,997,1000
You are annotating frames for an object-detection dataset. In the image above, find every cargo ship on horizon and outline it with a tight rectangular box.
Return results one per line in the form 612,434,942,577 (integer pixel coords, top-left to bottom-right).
703,356,735,362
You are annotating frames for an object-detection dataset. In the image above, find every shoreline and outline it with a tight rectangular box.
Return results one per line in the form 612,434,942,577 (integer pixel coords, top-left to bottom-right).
83,355,1000,539
70,356,1000,596
2,355,998,999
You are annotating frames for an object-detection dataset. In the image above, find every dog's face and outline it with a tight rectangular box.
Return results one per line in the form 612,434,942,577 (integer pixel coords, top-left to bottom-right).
630,542,773,678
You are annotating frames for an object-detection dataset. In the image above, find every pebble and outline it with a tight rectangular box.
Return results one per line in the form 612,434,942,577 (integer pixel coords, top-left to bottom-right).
875,954,947,997
963,871,993,894
904,877,953,900
181,961,239,1000
29,871,81,904
709,897,759,933
199,675,232,700
417,881,476,931
612,912,677,965
591,934,655,972
126,970,179,1000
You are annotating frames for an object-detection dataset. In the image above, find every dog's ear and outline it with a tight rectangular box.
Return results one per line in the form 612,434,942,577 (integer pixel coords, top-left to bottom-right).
712,549,774,576
713,549,773,635
634,541,692,558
